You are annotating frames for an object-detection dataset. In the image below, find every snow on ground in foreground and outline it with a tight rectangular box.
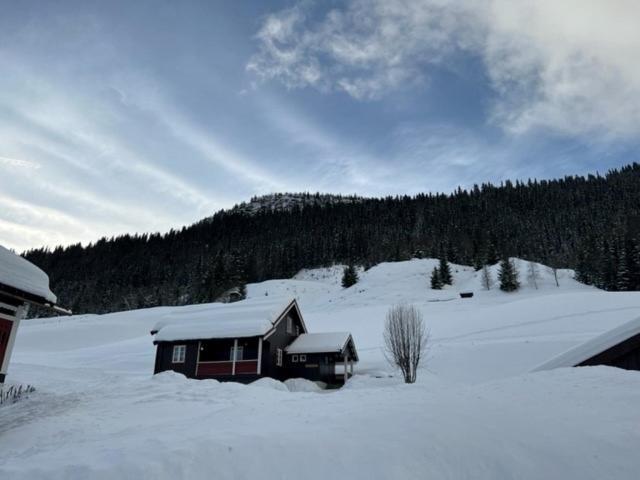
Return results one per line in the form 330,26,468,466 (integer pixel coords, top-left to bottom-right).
2,258,640,479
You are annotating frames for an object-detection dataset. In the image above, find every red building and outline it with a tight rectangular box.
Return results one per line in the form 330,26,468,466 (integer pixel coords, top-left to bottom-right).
0,245,68,384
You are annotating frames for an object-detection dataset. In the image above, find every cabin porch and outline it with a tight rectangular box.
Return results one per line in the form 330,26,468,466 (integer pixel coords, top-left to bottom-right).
195,337,263,379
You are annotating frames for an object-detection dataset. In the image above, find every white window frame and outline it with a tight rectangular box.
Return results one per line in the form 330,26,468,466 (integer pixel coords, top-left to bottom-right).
287,316,293,334
292,354,299,363
295,325,300,336
276,348,283,367
172,345,186,363
229,345,244,361
299,354,306,362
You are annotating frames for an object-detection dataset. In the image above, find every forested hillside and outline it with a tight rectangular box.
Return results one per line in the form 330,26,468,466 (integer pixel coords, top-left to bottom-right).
24,163,640,314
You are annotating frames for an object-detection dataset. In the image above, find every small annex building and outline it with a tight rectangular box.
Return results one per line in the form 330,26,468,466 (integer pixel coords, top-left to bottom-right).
152,296,358,386
533,315,640,372
0,244,68,384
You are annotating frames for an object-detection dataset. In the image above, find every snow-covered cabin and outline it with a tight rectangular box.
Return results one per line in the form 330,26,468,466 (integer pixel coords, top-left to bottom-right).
151,296,359,386
0,245,67,384
532,316,640,372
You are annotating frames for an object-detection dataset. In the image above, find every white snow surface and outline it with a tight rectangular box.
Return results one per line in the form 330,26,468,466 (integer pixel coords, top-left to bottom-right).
153,296,294,341
0,244,56,303
2,258,640,479
286,332,352,354
532,315,640,371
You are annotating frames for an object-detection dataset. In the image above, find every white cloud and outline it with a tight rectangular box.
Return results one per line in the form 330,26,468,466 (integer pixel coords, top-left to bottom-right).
249,0,640,139
247,0,475,99
0,156,40,169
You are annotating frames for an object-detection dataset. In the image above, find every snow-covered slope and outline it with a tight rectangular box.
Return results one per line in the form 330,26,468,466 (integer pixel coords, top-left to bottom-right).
2,258,640,479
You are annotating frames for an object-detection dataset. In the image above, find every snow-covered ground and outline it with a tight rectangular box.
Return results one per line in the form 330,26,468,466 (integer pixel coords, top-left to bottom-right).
2,258,640,479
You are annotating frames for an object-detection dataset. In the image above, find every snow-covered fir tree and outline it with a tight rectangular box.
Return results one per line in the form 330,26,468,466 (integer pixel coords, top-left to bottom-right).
439,258,453,285
499,258,520,292
342,264,359,288
430,267,443,290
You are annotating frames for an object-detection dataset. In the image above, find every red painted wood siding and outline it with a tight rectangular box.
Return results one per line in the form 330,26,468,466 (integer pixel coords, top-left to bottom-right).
196,360,258,377
235,360,258,374
197,362,233,376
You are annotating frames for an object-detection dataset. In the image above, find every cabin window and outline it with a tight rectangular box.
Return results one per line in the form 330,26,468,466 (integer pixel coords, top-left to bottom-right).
287,316,293,334
295,325,300,336
277,348,283,366
300,354,307,362
292,354,299,363
229,345,244,361
172,345,186,363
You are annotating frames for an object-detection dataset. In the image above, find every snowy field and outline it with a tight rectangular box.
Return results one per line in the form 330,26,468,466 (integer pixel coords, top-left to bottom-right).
2,259,640,479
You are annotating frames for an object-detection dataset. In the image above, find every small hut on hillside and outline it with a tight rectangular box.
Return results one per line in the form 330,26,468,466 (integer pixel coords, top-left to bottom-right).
0,245,68,384
151,297,358,386
533,316,640,372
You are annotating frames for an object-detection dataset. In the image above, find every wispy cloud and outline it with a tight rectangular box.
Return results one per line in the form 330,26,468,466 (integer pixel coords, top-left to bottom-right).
249,0,640,140
0,155,40,169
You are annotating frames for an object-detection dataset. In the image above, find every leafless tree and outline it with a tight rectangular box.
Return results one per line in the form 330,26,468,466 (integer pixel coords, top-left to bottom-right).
527,261,540,289
481,264,492,290
383,304,428,384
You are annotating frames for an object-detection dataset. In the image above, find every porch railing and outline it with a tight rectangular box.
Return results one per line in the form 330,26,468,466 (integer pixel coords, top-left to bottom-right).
196,359,259,377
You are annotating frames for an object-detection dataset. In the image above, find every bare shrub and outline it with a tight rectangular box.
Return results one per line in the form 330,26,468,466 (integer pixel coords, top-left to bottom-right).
527,261,540,289
481,264,492,290
383,304,428,384
0,384,36,406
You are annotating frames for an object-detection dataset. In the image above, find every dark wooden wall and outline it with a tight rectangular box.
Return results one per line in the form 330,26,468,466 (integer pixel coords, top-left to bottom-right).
580,333,640,371
154,340,198,376
263,308,306,380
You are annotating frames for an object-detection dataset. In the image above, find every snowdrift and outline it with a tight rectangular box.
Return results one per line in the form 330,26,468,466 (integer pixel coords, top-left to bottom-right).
2,258,640,479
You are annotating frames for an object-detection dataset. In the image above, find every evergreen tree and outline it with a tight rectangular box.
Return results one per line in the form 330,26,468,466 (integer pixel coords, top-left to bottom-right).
341,264,359,288
439,258,453,285
21,163,640,315
616,246,631,291
498,258,520,292
430,267,442,290
631,238,640,290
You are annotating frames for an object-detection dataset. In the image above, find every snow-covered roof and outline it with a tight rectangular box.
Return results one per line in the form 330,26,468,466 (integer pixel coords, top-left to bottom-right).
153,296,296,342
286,332,353,354
0,244,57,303
532,315,640,371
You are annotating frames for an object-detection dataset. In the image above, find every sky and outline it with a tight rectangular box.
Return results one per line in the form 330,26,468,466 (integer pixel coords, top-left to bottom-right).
1,0,640,252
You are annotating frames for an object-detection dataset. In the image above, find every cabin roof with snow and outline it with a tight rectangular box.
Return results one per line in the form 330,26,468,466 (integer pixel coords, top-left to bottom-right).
0,244,57,305
532,315,640,371
152,296,306,342
286,332,359,361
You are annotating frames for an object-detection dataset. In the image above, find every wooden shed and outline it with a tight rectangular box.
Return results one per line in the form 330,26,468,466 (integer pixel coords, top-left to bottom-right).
0,244,68,384
286,332,359,384
532,316,640,372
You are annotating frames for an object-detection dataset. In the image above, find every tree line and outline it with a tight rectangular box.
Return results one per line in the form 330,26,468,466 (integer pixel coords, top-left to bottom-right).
23,163,640,315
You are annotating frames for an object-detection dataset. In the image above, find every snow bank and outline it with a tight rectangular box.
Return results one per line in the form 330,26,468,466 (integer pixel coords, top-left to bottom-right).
250,377,289,392
0,244,56,303
2,368,640,480
284,378,323,392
